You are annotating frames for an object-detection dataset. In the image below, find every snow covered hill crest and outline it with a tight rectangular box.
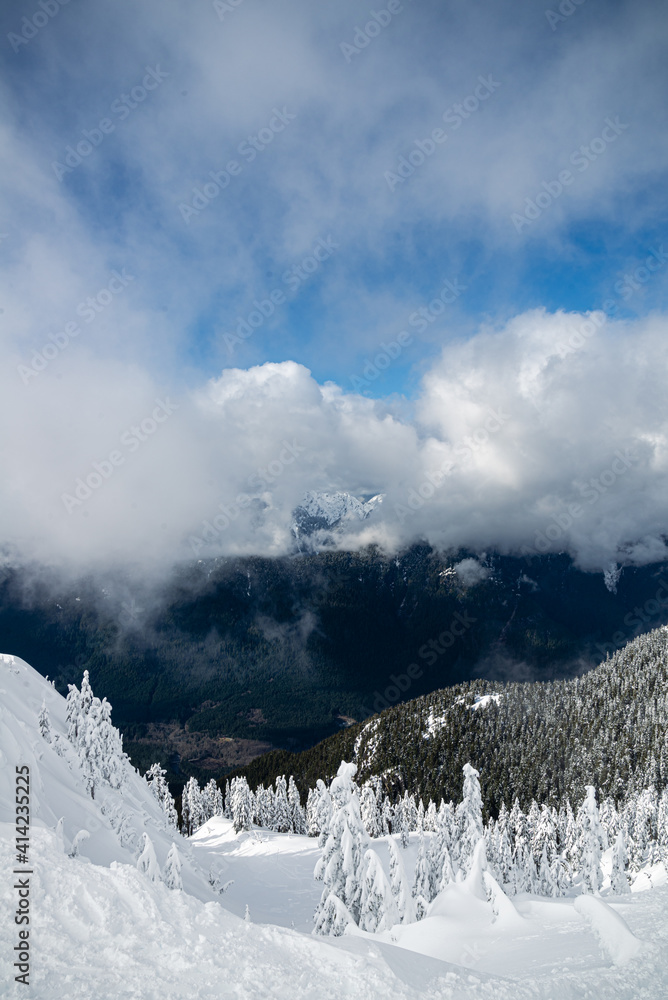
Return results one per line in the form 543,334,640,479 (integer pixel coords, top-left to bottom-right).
0,652,215,899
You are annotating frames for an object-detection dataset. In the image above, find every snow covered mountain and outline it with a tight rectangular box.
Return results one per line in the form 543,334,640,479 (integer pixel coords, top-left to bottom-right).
2,651,668,998
292,490,384,537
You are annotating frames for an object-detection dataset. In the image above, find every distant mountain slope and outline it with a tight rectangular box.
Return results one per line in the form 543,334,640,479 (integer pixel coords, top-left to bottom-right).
1,546,667,788
235,627,668,818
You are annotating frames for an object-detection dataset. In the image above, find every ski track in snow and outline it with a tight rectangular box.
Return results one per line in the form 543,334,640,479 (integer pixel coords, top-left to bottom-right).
1,653,668,999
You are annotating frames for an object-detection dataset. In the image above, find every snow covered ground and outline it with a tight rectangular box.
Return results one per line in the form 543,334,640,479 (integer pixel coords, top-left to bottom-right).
2,652,668,998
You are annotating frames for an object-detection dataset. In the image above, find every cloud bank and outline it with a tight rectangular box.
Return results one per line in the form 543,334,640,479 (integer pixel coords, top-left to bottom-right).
1,0,666,582
2,308,666,577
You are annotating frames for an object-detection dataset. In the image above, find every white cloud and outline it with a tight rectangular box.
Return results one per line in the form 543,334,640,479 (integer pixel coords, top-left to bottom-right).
0,309,666,577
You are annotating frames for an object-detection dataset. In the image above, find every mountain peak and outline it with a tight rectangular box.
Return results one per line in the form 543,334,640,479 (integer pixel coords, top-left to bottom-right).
292,490,384,537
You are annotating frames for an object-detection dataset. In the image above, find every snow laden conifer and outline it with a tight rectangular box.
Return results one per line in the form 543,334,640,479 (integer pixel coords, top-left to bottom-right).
145,763,179,830
394,798,409,849
629,787,658,870
402,791,418,834
455,763,484,876
577,786,605,894
273,776,292,833
288,776,306,835
429,801,455,896
658,789,668,863
66,683,82,743
610,830,631,894
359,849,398,932
313,761,367,935
411,819,431,918
381,796,393,836
163,843,183,891
181,777,203,836
309,779,333,845
64,671,128,800
38,700,51,742
255,784,273,829
360,777,383,838
136,832,161,883
202,778,224,822
230,776,253,834
387,834,414,924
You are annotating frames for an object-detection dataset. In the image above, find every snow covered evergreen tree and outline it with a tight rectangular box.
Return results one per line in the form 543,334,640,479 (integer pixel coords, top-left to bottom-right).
577,786,605,894
181,777,203,836
313,762,367,935
610,830,630,894
136,833,161,883
38,700,51,742
145,763,179,830
393,798,409,849
163,843,183,891
359,849,398,932
360,778,383,838
455,763,484,876
411,821,431,919
273,776,292,833
288,776,306,835
381,796,393,836
231,777,253,833
387,834,414,924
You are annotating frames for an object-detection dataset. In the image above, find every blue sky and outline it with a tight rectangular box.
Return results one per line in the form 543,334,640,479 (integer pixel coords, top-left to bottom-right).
2,0,666,394
1,0,668,574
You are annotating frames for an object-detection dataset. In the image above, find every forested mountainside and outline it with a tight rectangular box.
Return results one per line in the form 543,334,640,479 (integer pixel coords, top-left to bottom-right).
235,627,668,819
1,546,667,790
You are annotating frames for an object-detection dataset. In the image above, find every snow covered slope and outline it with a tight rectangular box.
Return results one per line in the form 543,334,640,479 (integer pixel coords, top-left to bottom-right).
2,652,668,998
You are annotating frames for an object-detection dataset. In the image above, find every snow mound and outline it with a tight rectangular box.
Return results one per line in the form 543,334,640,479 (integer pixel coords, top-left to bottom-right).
574,894,644,966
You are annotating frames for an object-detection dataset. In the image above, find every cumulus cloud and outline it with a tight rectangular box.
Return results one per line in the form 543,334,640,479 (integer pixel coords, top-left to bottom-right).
1,0,666,584
0,308,666,578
